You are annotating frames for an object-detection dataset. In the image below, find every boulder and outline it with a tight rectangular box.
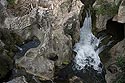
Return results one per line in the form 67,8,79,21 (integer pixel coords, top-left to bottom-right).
16,55,54,80
113,0,125,23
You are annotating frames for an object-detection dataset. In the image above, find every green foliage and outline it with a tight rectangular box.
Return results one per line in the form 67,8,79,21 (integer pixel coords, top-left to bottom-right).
116,56,125,71
114,56,125,83
95,1,119,16
7,0,15,4
114,74,125,83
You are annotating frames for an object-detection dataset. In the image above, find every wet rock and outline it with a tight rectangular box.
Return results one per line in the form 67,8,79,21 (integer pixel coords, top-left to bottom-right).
6,76,28,83
80,0,96,7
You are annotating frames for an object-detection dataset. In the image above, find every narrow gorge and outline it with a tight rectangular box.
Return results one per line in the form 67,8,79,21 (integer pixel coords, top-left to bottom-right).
0,0,125,83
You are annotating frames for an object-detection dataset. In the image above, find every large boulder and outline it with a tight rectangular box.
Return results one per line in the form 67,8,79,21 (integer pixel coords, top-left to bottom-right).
16,55,54,80
93,0,125,31
113,0,125,23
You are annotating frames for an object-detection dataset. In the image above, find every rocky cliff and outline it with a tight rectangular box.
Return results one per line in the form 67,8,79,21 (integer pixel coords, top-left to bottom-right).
0,0,125,83
0,0,83,82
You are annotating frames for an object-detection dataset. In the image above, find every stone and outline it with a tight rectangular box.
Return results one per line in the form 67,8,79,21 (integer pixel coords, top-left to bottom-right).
105,39,125,83
15,55,54,80
95,14,111,31
113,0,125,23
110,39,125,57
4,8,37,30
0,0,84,81
0,1,8,28
6,76,28,83
69,76,83,83
107,64,118,74
0,0,8,7
93,0,125,32
0,40,5,47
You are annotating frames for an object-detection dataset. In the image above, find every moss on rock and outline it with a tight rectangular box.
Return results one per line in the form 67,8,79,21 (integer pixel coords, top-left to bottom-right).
7,0,16,5
95,0,120,16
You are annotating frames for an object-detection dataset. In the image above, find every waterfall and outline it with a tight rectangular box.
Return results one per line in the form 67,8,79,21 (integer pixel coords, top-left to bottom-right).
56,11,108,83
73,11,103,73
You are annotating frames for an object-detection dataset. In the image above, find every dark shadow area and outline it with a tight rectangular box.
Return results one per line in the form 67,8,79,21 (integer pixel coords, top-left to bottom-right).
106,18,124,41
97,18,125,64
0,70,13,82
97,18,124,42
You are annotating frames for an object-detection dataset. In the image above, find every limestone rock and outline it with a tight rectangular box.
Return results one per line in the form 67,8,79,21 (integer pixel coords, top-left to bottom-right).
95,14,111,31
0,0,83,81
6,76,28,83
5,8,37,30
0,0,8,7
51,0,83,65
113,0,125,23
110,39,125,57
105,39,125,83
93,0,117,31
16,55,54,80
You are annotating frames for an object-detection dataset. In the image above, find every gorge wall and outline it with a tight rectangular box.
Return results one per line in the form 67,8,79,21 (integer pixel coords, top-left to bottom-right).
0,0,125,83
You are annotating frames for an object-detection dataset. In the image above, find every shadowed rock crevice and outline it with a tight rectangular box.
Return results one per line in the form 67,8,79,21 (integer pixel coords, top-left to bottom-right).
106,18,124,41
97,18,125,42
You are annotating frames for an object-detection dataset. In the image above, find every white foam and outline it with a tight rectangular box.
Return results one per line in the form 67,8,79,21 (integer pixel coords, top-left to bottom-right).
73,12,102,72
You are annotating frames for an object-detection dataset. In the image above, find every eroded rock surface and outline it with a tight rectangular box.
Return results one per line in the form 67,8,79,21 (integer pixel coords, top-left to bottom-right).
113,0,125,23
6,76,28,83
0,0,83,82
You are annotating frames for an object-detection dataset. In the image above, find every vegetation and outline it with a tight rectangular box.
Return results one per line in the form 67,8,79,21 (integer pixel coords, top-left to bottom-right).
116,56,125,71
7,0,16,4
115,75,125,83
114,56,125,83
95,0,120,16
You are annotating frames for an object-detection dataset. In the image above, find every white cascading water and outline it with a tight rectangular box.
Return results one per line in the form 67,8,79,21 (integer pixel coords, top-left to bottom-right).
73,11,104,73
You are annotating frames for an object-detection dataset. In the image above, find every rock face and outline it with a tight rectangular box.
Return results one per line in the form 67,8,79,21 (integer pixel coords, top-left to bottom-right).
0,0,124,82
6,76,28,83
16,55,55,80
93,0,125,83
110,39,125,57
94,0,125,31
0,0,83,82
113,0,125,23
